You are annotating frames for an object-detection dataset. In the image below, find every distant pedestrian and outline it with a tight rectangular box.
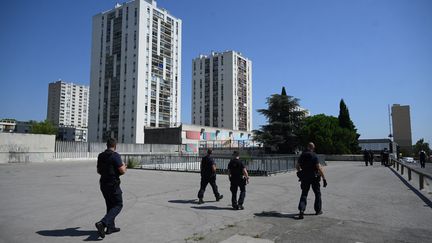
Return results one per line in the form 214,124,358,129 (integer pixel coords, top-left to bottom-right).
228,151,249,210
363,150,370,166
95,138,127,239
380,150,385,165
296,142,327,219
419,150,427,168
197,149,223,204
382,148,390,166
369,150,374,166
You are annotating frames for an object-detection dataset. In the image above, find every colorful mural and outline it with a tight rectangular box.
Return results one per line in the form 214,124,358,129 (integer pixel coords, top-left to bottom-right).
186,131,200,140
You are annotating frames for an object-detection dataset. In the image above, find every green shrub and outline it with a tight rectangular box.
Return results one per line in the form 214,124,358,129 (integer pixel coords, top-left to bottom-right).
127,158,139,168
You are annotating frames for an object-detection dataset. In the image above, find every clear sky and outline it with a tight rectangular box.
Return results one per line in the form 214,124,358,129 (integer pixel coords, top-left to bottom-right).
1,0,431,144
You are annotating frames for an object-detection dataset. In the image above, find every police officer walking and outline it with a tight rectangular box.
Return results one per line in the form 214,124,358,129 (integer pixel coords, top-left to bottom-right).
419,150,427,168
382,148,390,166
95,138,127,239
363,149,370,166
296,142,327,219
369,150,374,166
228,151,249,210
197,149,223,204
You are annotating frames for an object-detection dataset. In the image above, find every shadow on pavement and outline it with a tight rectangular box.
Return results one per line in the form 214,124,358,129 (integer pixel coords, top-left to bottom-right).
389,168,432,208
36,227,101,241
191,205,234,210
254,211,314,220
168,199,198,204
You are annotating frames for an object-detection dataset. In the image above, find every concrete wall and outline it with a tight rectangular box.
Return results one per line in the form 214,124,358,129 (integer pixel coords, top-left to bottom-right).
0,133,55,163
325,154,363,161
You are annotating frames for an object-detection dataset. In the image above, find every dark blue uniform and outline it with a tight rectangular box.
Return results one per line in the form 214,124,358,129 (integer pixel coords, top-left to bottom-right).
197,155,221,200
97,149,123,230
297,151,321,214
419,151,426,168
228,158,246,208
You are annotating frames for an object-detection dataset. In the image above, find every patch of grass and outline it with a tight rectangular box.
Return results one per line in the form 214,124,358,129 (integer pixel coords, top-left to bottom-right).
253,234,261,238
226,224,236,228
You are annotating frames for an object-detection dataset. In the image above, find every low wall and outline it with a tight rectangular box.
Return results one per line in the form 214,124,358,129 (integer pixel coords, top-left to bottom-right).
0,133,55,163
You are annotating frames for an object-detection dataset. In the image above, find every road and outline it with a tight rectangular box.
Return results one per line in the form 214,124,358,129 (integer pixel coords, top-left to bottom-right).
0,161,431,243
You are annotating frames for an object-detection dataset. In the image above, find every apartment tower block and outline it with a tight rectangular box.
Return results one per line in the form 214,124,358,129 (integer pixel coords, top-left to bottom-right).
89,0,182,143
192,51,252,132
391,104,412,152
47,80,89,128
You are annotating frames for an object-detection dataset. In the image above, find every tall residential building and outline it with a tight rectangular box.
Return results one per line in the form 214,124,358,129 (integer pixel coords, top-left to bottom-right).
191,51,252,132
391,104,412,152
89,0,182,143
47,80,89,128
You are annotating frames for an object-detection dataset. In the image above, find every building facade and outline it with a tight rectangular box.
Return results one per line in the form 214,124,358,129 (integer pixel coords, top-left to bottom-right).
144,124,254,154
191,51,252,132
47,80,89,128
391,104,412,152
89,0,182,143
0,119,16,133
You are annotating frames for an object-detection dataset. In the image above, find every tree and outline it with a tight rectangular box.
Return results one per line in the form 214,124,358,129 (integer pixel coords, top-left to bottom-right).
31,120,57,135
254,87,307,153
299,114,358,154
281,86,287,96
338,99,354,130
413,139,431,157
338,99,360,153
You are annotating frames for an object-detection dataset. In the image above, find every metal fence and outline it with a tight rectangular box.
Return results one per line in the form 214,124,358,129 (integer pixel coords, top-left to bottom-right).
54,141,180,159
123,154,326,176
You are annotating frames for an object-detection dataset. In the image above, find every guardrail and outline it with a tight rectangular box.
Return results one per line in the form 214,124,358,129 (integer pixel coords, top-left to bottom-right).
122,154,326,176
391,158,432,190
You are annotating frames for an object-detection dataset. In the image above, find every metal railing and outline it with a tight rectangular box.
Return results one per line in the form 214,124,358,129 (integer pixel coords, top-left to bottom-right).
392,158,432,190
122,154,326,176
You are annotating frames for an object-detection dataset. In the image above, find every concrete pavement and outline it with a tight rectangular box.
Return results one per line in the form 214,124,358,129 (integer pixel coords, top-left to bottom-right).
0,161,431,243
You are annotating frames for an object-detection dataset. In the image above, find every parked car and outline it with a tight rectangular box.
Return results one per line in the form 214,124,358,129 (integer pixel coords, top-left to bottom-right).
401,157,415,163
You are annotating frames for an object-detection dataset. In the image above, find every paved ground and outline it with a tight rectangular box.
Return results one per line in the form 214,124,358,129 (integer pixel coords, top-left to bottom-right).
0,161,431,243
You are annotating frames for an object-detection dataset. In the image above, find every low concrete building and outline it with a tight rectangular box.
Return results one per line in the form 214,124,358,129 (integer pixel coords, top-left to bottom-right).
144,124,254,154
0,119,16,133
359,138,397,157
14,121,33,133
57,126,88,142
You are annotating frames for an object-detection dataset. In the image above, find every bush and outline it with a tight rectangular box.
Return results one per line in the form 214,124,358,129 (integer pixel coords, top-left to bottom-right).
127,158,139,168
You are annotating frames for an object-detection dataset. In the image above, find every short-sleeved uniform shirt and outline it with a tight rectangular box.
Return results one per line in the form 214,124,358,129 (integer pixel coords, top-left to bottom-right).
228,158,245,181
201,155,216,178
97,149,123,184
298,151,319,180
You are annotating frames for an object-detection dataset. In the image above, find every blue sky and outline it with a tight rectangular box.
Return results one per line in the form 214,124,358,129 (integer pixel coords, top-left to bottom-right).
1,0,431,144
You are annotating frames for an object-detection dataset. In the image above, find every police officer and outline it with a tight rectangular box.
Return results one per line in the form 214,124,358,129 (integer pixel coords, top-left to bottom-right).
95,138,127,239
296,142,327,219
369,150,374,166
363,149,370,166
197,149,223,204
383,148,390,166
419,150,427,168
228,151,249,210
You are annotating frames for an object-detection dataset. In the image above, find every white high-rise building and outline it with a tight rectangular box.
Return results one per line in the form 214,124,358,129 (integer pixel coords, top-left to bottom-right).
47,80,89,128
89,0,182,143
192,51,252,131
